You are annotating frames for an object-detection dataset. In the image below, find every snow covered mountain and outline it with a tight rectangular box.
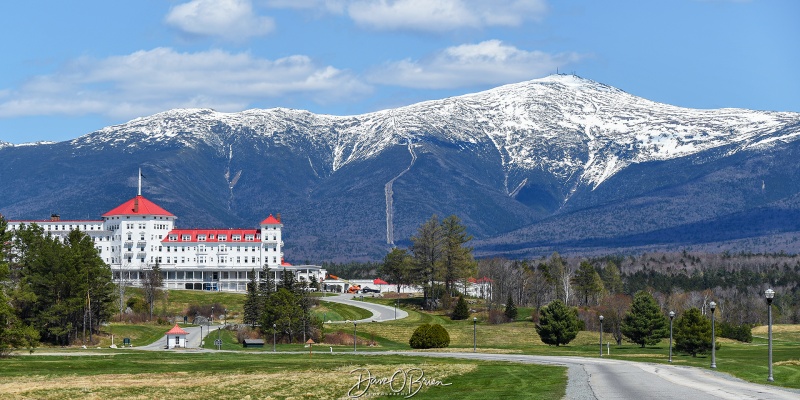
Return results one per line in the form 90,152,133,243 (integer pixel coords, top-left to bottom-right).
2,75,800,260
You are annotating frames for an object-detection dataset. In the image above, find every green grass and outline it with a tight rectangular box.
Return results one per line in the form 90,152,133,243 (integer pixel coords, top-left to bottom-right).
0,352,566,399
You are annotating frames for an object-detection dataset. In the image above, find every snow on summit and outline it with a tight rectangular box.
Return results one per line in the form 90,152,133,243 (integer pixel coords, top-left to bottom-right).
69,75,800,188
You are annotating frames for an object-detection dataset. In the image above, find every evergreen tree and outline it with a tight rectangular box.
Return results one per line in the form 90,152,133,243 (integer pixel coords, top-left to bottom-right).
572,261,604,306
440,215,475,296
674,307,714,357
600,261,623,294
504,293,518,321
621,291,669,347
411,215,443,309
451,295,470,320
278,268,296,292
260,288,304,343
259,264,275,297
535,299,580,346
308,274,319,291
0,216,40,355
243,268,261,327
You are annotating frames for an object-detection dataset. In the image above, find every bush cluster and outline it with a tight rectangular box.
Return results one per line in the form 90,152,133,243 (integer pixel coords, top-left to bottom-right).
718,321,753,343
409,324,450,349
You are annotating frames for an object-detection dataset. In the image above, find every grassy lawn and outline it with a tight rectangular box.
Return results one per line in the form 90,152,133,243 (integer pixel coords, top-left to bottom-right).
0,352,566,399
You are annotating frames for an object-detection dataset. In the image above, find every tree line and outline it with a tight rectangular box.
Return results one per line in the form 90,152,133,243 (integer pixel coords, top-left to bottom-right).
379,215,476,309
0,219,115,353
242,265,322,343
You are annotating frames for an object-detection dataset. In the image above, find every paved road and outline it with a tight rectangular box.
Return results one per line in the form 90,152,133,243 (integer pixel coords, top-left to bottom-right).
135,324,222,351
374,352,800,400
320,293,409,323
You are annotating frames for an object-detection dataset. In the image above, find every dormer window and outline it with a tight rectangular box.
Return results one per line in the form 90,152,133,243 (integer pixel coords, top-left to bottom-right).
169,235,177,241
198,235,206,242
232,235,241,242
245,234,254,241
218,234,227,241
182,234,191,241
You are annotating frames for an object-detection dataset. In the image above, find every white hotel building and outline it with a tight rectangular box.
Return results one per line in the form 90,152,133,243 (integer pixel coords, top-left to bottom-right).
7,193,326,292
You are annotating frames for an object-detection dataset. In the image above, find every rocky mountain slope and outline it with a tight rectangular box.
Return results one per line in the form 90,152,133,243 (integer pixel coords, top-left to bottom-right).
2,74,799,261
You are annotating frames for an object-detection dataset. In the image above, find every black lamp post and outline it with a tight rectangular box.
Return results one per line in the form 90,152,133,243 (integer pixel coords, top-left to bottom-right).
669,311,675,363
766,288,775,382
473,317,477,353
599,315,604,357
353,321,358,353
273,323,276,352
211,306,214,324
710,301,717,369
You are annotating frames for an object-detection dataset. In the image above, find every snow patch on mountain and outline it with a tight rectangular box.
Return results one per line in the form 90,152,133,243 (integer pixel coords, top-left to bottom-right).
68,75,800,189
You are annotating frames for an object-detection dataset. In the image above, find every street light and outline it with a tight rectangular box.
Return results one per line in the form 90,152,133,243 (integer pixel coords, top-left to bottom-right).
211,306,214,324
709,301,717,369
473,317,477,353
353,321,358,353
766,288,775,382
273,323,277,352
669,311,675,363
599,315,604,357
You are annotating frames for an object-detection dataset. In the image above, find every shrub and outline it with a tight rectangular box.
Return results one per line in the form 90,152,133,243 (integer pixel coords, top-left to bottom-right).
451,295,470,320
535,299,580,346
409,324,450,349
719,321,752,343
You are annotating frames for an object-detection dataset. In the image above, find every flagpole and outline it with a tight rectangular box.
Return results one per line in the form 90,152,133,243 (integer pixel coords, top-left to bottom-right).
138,168,142,196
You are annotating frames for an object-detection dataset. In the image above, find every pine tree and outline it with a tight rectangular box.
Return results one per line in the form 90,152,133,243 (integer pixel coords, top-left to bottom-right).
535,299,580,346
451,295,470,320
621,291,668,347
243,268,260,327
278,268,296,292
572,261,604,306
600,261,623,294
411,215,443,309
440,215,475,296
380,247,413,293
504,293,518,321
674,307,713,357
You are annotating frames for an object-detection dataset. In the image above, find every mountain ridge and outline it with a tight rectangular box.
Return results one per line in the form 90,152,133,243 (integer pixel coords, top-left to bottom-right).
2,74,800,261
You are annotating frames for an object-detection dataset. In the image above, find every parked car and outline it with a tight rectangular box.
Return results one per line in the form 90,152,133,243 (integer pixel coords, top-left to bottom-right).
360,286,380,293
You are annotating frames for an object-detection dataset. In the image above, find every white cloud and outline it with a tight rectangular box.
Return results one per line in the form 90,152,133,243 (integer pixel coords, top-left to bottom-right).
166,0,275,41
266,0,547,32
367,40,583,89
0,48,371,119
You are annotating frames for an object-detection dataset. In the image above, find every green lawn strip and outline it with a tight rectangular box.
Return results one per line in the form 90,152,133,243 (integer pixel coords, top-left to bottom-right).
0,352,566,400
99,323,174,347
315,301,372,322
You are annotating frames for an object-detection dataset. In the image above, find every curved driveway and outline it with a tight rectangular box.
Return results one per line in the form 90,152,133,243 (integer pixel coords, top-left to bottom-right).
320,293,408,323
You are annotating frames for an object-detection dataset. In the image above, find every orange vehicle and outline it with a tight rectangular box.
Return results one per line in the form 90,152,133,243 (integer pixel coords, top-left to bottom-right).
347,284,361,294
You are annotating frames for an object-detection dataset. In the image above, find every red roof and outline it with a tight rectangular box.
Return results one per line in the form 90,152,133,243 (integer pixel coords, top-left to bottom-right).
281,257,292,266
102,195,174,217
166,324,188,335
373,278,389,285
260,214,281,225
163,229,259,243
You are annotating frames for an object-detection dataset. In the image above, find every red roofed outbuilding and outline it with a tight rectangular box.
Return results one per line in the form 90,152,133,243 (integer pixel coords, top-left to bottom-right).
165,324,189,349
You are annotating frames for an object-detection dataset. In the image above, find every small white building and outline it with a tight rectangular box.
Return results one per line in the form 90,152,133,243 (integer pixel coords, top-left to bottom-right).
165,324,188,349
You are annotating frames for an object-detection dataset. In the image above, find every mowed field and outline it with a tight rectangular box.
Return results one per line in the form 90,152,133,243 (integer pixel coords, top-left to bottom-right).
5,290,800,399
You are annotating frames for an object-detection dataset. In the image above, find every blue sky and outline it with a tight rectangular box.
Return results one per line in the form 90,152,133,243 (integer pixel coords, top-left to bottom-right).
1,0,798,144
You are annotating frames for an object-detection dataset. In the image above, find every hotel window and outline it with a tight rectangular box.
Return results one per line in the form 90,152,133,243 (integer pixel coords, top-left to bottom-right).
245,234,254,241
198,234,206,242
218,235,227,241
182,235,191,241
198,256,206,264
232,235,241,241
209,234,215,239
169,235,177,241
127,233,132,240
219,256,227,264
251,256,256,263
236,256,241,263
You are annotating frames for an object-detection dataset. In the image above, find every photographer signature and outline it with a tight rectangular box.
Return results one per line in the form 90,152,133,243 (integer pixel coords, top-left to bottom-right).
348,367,452,398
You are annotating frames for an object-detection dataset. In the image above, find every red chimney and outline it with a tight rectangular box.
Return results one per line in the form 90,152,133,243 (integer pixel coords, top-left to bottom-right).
133,197,139,213
276,213,281,222
50,214,60,221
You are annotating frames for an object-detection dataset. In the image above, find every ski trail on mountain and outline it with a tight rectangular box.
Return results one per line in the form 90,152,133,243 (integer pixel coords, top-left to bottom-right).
385,135,417,245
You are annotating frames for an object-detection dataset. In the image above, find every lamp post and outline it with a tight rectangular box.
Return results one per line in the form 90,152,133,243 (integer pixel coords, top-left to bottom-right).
353,321,358,353
273,323,276,352
211,306,214,324
766,288,775,382
709,301,717,369
473,317,477,353
395,298,398,320
669,311,675,363
599,315,604,357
